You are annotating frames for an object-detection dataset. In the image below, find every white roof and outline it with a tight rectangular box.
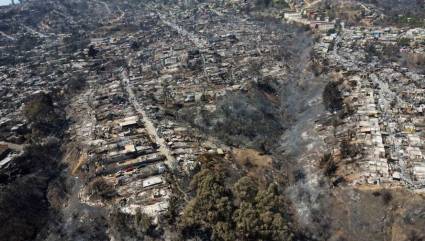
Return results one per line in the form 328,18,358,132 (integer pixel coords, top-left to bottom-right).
143,176,163,188
119,116,139,127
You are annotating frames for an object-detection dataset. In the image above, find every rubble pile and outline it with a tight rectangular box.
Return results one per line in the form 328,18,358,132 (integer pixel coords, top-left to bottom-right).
315,21,425,189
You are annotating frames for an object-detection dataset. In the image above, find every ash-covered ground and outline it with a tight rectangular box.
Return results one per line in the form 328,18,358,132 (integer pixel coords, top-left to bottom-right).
0,0,424,241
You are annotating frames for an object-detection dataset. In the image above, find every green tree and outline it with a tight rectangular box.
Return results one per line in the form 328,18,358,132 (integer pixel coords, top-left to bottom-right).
181,156,295,241
253,184,293,241
233,202,260,240
182,168,235,241
398,37,411,47
233,176,258,202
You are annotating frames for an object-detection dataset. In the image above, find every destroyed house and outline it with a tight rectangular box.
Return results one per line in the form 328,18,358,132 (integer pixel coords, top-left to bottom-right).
97,154,165,175
310,21,335,32
118,116,141,129
0,144,11,160
142,175,163,188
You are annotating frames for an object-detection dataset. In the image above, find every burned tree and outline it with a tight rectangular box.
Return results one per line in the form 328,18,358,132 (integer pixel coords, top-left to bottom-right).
322,81,343,112
88,45,98,58
24,92,66,141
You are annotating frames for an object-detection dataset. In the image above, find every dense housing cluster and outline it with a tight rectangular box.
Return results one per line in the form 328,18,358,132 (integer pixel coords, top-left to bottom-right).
1,0,425,240
313,14,425,189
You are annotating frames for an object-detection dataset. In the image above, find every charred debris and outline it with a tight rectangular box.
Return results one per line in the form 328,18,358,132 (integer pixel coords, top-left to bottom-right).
0,0,425,241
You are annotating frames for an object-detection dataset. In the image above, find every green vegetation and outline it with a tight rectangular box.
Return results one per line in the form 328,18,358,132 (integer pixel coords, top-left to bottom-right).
398,37,412,47
180,155,294,241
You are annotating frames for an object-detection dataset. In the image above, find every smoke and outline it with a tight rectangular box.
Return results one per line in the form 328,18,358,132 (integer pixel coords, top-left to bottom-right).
266,19,334,240
231,18,333,235
275,26,326,156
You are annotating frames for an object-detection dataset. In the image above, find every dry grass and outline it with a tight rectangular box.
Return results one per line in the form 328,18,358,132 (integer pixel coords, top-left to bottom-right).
327,187,425,241
231,148,272,181
72,152,88,175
